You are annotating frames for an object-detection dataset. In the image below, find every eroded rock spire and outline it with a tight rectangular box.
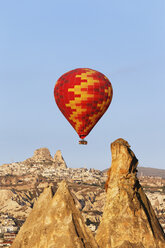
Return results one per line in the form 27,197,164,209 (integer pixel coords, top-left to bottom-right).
96,138,165,248
11,181,98,248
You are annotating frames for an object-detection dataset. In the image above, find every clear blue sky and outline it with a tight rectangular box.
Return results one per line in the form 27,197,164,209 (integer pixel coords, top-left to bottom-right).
0,1,165,170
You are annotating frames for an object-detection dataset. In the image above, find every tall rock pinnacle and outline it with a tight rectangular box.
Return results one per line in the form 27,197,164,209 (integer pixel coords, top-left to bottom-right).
54,150,67,168
11,181,98,248
96,138,165,248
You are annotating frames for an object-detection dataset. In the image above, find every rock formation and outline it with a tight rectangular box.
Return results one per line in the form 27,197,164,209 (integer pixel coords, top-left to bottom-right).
24,147,67,168
96,138,165,248
11,181,99,248
54,150,67,168
32,147,52,161
0,190,30,219
24,147,53,165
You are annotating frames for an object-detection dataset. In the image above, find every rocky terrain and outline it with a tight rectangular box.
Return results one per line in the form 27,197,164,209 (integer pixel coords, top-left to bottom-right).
0,145,165,247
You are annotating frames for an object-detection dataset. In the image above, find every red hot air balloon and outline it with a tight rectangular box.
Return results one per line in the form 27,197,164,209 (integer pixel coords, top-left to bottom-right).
54,68,113,144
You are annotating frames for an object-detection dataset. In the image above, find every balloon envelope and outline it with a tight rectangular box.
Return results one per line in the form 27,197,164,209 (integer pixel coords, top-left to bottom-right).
54,68,113,139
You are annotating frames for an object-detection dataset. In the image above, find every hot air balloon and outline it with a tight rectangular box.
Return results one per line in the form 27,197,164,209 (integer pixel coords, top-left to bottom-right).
54,68,113,144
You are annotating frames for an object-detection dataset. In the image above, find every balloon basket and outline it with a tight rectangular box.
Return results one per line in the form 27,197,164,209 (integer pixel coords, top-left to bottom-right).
79,140,87,145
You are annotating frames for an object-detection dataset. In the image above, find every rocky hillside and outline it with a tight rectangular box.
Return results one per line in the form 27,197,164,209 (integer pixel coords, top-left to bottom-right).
138,167,165,178
0,144,165,247
9,139,165,248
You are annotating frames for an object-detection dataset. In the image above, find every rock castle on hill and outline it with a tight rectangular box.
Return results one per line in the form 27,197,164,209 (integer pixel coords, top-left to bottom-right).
0,140,165,247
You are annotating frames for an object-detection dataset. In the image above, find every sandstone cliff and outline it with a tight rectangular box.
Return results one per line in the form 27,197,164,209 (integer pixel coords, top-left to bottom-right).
96,138,165,248
11,181,99,248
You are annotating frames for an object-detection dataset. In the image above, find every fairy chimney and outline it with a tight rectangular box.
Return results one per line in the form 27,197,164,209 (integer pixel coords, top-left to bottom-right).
54,150,67,168
96,138,165,248
11,181,98,248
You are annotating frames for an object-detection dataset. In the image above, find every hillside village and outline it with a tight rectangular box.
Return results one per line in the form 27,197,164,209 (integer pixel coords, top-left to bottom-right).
0,147,165,247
